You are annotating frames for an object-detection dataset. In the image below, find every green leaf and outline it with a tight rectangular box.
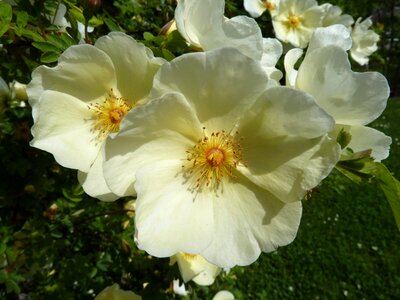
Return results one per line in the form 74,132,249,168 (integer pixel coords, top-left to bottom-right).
161,48,175,61
143,31,154,41
16,28,44,42
375,163,400,231
40,52,60,63
16,11,29,28
335,150,377,183
0,2,12,38
5,278,20,294
32,42,60,53
104,18,123,32
336,128,352,149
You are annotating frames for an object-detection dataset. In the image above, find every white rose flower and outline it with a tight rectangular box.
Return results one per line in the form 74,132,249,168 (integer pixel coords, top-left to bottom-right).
213,290,235,300
272,0,325,48
175,0,283,82
244,0,280,18
94,284,141,300
27,32,164,201
170,252,221,286
103,48,339,267
285,25,391,161
175,0,263,60
350,17,380,66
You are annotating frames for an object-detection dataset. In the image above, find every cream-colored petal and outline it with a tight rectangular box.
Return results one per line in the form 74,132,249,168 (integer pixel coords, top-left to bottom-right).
240,87,334,139
30,90,101,172
103,93,202,197
134,159,214,257
238,135,339,203
307,24,352,54
332,124,392,162
94,32,164,102
297,46,389,125
77,150,119,201
27,44,116,104
212,291,235,300
150,48,269,131
261,38,283,82
284,48,303,87
200,175,302,267
175,0,224,48
244,0,267,18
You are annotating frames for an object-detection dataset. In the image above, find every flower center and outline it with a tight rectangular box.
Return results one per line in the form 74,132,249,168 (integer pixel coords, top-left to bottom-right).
88,89,132,141
286,15,301,29
183,129,243,190
263,0,276,11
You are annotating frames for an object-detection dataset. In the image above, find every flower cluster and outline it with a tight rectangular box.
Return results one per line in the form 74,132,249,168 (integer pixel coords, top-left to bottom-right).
27,0,391,296
244,0,380,65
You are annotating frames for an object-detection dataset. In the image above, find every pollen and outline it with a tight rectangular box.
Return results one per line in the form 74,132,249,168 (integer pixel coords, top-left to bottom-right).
88,89,132,141
183,129,244,190
286,15,302,29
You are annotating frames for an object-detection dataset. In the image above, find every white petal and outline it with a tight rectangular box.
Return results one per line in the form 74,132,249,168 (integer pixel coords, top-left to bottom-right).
212,290,235,300
261,38,283,82
333,124,392,162
103,93,202,197
30,90,101,171
150,48,269,131
307,24,352,54
77,150,119,201
244,0,267,18
297,46,390,125
27,44,116,104
94,32,164,101
284,48,303,87
175,0,224,48
135,160,214,257
200,176,302,267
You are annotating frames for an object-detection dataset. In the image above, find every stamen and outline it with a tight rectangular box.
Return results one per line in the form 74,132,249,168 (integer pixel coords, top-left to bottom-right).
182,128,244,191
88,89,132,142
263,0,276,11
286,15,302,29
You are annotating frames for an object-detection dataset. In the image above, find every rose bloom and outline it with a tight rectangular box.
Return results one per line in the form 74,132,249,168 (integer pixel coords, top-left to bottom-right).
272,0,325,48
285,25,391,161
175,0,283,82
170,252,221,286
94,284,140,300
103,47,339,267
27,32,164,200
320,3,354,29
244,0,280,18
350,17,380,66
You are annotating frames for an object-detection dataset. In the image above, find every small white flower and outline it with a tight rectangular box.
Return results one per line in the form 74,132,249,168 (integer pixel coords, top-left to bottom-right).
285,25,391,161
170,252,221,286
27,32,164,201
350,17,379,66
213,290,235,300
244,0,280,18
272,0,325,48
103,47,339,267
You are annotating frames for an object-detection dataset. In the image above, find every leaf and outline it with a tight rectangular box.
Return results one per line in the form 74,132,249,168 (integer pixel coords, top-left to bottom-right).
40,52,60,63
162,48,175,61
5,278,21,294
143,31,154,41
16,28,45,42
336,128,352,149
0,2,12,38
104,18,123,32
335,150,377,184
375,163,400,231
16,11,29,28
32,42,60,53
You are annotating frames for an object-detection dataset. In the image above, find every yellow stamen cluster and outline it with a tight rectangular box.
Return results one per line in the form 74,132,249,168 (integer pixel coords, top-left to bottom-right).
180,252,198,261
263,0,276,11
183,129,243,190
286,15,302,29
88,89,132,141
